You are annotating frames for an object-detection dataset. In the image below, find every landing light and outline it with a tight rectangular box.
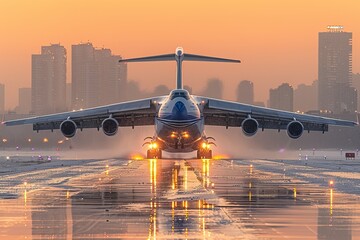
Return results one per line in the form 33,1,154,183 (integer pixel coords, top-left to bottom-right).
149,143,158,149
329,180,334,187
130,154,144,160
202,142,207,149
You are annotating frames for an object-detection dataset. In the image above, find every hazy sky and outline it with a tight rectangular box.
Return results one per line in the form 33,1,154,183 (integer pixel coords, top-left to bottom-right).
0,0,359,109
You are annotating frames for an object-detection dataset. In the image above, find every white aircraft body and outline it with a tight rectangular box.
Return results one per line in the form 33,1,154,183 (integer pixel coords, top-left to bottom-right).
3,47,357,158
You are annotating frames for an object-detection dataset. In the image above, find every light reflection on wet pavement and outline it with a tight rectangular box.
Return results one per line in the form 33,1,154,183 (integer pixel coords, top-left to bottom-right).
0,157,360,239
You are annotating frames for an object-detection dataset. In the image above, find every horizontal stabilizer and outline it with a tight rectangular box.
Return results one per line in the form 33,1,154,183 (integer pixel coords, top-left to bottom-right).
183,53,240,63
119,54,175,63
119,52,240,63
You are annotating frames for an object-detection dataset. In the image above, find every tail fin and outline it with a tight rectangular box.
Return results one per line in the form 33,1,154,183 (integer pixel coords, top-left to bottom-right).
119,47,240,89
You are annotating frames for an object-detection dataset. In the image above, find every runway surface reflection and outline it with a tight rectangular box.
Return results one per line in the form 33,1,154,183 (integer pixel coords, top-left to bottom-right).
0,156,360,239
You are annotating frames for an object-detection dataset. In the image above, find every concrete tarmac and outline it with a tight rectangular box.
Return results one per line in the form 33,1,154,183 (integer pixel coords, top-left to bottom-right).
0,154,360,239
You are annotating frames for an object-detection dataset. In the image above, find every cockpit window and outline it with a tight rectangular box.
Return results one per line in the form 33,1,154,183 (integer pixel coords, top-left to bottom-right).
170,91,190,100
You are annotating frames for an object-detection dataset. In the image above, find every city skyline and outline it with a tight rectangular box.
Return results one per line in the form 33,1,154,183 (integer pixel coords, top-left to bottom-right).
2,39,360,114
1,1,359,109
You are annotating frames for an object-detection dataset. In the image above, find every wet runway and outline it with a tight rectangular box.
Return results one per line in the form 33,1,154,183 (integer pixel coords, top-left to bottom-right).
1,153,360,239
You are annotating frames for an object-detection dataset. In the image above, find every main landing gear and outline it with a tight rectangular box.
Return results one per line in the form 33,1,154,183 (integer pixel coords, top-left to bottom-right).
197,148,212,159
147,147,162,159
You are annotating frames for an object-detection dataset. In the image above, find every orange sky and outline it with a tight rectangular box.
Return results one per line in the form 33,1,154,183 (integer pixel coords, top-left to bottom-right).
0,0,359,109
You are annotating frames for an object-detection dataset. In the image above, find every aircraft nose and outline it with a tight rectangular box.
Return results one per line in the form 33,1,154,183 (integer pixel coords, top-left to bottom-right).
171,101,188,120
174,101,185,112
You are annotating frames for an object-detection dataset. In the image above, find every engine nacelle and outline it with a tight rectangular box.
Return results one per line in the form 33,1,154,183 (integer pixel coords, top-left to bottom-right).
60,119,77,138
241,118,259,137
287,121,304,139
102,118,119,136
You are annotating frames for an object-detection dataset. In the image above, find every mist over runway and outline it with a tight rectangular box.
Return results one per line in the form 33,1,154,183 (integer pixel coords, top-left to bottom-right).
0,150,360,239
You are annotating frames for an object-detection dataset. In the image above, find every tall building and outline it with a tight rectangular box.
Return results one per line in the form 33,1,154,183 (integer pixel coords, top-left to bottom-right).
294,80,318,112
236,80,254,104
17,88,31,114
72,43,127,109
200,78,223,99
66,83,72,111
32,44,66,114
318,26,356,113
0,83,4,114
352,73,360,112
269,83,293,111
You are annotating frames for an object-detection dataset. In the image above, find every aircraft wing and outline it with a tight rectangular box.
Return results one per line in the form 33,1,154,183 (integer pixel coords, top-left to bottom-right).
3,97,166,131
193,96,357,132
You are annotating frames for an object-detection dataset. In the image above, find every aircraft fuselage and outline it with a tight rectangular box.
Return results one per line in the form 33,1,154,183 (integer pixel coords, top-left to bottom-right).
155,89,204,152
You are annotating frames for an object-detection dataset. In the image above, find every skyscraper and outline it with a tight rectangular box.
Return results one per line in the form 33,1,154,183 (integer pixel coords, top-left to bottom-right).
0,83,4,114
318,26,356,113
294,80,318,112
269,83,293,111
18,88,31,114
72,43,127,109
32,44,66,114
236,80,254,104
71,43,97,109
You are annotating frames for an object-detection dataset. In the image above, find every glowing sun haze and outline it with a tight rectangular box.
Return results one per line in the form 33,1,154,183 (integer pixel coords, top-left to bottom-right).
0,0,359,109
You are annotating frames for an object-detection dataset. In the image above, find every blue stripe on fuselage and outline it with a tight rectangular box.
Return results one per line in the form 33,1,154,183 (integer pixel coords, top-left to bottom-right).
162,101,198,121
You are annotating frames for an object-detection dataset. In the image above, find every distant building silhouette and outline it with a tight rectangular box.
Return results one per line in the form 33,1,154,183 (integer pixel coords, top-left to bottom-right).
17,87,31,114
352,73,360,112
0,83,4,114
318,26,357,113
253,101,265,107
125,81,148,101
184,85,192,94
152,84,171,96
200,78,223,99
269,83,293,111
294,80,318,112
32,44,67,114
66,83,71,110
236,80,254,104
72,43,127,109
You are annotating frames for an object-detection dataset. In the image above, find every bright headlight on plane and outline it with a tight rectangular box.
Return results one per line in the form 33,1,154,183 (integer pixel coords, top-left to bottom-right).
202,142,207,149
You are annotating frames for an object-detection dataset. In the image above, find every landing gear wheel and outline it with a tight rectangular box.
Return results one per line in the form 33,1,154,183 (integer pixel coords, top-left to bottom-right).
147,149,162,159
197,149,212,159
207,150,212,159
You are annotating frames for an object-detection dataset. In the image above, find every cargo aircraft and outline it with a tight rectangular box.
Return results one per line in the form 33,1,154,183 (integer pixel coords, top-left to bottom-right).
3,47,357,159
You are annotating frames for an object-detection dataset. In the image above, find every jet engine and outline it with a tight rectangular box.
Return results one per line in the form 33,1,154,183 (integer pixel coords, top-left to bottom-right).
102,117,119,136
60,119,77,138
287,120,304,139
241,118,259,136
